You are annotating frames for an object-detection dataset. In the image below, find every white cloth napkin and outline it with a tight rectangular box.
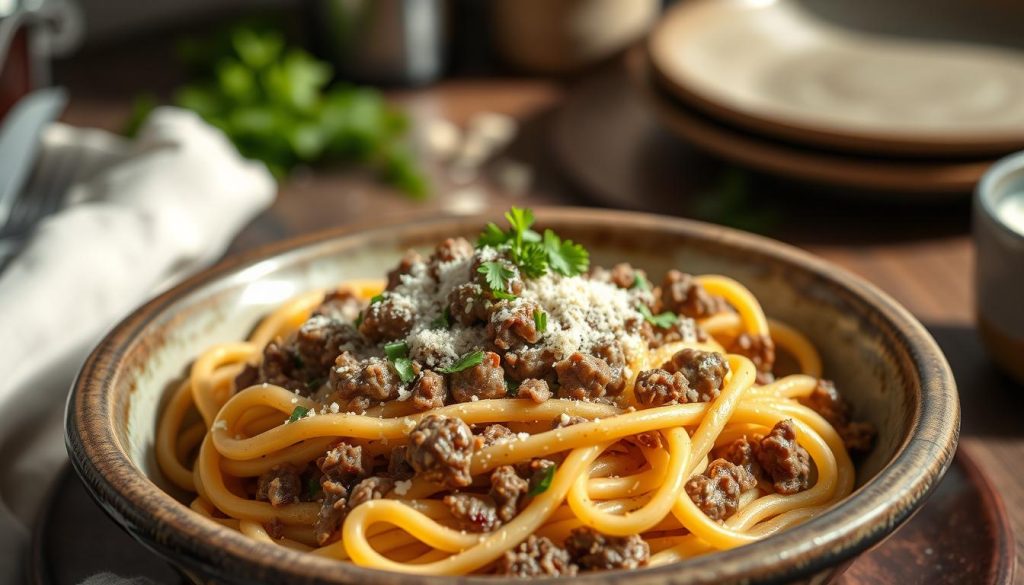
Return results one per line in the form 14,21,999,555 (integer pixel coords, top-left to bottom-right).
0,107,275,581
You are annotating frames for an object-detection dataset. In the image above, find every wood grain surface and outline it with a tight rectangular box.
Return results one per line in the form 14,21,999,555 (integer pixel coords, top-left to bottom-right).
50,34,1020,583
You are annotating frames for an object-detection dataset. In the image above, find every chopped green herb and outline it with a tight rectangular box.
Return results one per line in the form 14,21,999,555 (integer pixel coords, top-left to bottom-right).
393,357,416,383
631,273,649,291
477,222,508,247
306,475,322,500
543,229,589,277
638,304,678,329
510,242,548,279
384,340,410,360
354,311,364,328
438,350,485,374
370,293,385,305
430,307,452,329
534,309,547,333
478,261,516,294
474,207,590,280
492,290,518,301
529,463,557,496
287,405,309,423
505,378,520,398
505,207,535,250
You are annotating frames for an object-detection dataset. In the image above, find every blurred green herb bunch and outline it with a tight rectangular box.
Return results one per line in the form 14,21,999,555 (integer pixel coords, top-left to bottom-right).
132,24,427,197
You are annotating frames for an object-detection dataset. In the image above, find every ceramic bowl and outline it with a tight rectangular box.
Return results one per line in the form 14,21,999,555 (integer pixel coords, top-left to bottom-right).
66,208,960,584
974,151,1024,384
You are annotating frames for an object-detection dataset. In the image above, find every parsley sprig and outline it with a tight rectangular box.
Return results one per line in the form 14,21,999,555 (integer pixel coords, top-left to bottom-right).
476,207,589,280
638,304,678,329
529,463,557,496
287,405,309,423
384,340,416,383
438,350,485,374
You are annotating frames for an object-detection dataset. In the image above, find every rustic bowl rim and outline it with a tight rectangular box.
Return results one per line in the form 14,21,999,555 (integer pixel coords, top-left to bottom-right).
66,207,960,584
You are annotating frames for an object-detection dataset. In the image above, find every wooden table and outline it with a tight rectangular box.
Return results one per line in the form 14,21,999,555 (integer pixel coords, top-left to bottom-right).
54,41,1019,582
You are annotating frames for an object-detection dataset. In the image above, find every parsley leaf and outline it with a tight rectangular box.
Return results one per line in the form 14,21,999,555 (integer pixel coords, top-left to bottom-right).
287,405,309,423
477,222,508,247
384,340,409,360
631,273,650,291
370,293,385,305
534,309,547,333
438,350,485,374
511,242,548,279
638,304,678,329
430,307,451,329
384,340,415,383
505,207,535,250
393,357,416,383
478,261,515,293
505,378,520,398
306,475,322,500
544,229,589,276
529,463,557,496
492,290,518,301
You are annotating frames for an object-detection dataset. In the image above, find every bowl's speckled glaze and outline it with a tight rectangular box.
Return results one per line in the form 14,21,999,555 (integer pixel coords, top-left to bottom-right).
65,208,959,585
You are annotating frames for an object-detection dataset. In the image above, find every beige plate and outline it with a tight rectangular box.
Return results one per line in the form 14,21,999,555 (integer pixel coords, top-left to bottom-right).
648,0,1024,157
630,49,993,196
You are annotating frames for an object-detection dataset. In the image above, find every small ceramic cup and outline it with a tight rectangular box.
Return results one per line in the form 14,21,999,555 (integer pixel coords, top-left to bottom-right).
974,151,1024,384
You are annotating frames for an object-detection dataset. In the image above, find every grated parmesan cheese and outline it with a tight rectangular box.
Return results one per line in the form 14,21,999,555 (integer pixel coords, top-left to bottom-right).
393,480,412,496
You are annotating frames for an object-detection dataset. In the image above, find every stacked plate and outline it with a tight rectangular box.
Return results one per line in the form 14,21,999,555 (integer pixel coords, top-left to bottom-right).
638,0,1024,197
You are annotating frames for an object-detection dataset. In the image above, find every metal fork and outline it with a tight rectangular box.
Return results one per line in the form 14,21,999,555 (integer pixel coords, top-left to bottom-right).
0,143,84,267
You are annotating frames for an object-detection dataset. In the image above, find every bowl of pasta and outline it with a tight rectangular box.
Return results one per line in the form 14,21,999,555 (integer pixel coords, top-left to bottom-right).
66,207,959,584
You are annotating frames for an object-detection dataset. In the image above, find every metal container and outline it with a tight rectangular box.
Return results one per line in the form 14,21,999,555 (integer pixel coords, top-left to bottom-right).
307,0,448,86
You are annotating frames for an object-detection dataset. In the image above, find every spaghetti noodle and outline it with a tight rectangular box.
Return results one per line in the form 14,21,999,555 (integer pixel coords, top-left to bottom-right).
155,209,873,576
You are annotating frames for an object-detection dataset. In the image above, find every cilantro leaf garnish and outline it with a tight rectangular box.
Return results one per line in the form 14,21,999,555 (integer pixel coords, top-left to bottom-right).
477,222,508,247
438,350,485,374
287,405,309,423
631,273,649,291
505,207,535,250
306,475,322,500
475,207,590,280
393,358,416,383
384,340,409,360
510,242,548,279
478,261,515,293
529,463,556,496
430,307,451,329
543,229,589,277
492,290,518,301
505,378,520,397
384,340,416,383
370,293,385,304
534,309,547,333
638,304,678,329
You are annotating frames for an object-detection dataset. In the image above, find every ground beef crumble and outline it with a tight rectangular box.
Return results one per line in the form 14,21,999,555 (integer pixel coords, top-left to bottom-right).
565,527,650,570
450,351,507,403
658,270,727,319
406,414,475,488
554,352,620,400
662,348,729,401
410,370,448,411
729,332,776,384
489,465,529,522
634,368,694,407
517,378,551,402
444,494,501,532
496,535,578,577
756,420,812,494
799,379,876,453
255,465,301,507
685,458,757,520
